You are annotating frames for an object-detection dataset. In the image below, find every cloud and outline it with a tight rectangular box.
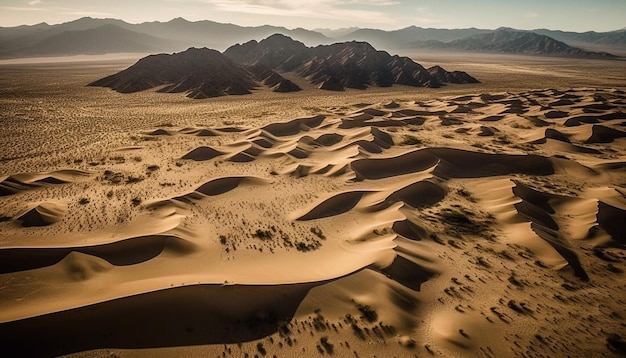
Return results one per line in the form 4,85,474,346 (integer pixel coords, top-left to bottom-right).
58,10,114,18
203,0,399,8
344,0,400,5
203,0,396,24
396,5,444,26
1,6,45,11
28,0,42,5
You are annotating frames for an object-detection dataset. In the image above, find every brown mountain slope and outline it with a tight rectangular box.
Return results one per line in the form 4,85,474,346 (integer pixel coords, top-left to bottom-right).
90,34,478,98
225,34,479,91
88,47,300,98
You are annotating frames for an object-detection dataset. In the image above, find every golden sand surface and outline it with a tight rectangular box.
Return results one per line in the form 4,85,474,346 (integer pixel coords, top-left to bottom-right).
1,53,625,357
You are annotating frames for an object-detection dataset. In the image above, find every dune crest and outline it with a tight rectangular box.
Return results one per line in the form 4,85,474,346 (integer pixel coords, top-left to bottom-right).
1,87,625,357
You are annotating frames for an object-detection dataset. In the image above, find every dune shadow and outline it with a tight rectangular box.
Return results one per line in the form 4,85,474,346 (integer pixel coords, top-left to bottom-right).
297,191,370,221
0,235,194,273
0,282,319,356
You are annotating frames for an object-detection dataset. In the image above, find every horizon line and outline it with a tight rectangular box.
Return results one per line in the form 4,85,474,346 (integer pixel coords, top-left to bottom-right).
2,16,624,34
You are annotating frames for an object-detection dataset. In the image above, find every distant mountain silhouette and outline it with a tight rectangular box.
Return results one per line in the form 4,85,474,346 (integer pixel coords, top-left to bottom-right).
88,47,300,99
412,28,617,57
0,17,330,58
533,28,626,47
313,27,360,39
224,34,479,91
129,17,329,51
328,26,623,56
0,18,134,55
7,25,172,57
334,26,491,50
1,17,623,59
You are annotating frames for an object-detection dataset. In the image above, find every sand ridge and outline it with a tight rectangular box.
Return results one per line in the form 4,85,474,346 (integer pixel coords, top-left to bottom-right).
0,87,625,357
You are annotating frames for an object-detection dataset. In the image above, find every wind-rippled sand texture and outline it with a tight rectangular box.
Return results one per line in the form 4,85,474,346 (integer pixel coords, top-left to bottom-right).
1,85,626,357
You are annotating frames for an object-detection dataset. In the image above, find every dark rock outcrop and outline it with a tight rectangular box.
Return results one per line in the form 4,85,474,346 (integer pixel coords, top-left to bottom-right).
224,34,312,71
89,47,259,99
272,79,301,93
224,34,478,91
427,65,480,84
91,34,478,99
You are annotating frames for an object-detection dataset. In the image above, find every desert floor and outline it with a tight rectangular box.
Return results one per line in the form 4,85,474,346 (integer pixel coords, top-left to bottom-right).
1,53,625,357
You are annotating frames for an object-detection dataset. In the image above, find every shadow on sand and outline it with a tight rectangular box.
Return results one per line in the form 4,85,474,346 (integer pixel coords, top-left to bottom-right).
0,282,320,356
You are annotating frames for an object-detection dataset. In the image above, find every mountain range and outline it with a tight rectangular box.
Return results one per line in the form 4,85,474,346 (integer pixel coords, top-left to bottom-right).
410,28,617,58
1,17,625,59
89,34,478,98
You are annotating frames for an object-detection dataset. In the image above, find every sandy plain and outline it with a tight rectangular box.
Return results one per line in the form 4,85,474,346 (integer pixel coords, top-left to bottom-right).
0,52,625,357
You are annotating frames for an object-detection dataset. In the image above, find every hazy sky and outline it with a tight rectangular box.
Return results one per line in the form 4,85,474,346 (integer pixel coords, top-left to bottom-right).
1,0,624,32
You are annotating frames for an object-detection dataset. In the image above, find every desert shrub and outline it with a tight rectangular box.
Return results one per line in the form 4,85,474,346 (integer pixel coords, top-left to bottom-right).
254,229,273,240
295,241,308,251
78,197,90,205
110,155,125,163
457,188,475,201
429,232,445,245
295,240,321,252
607,334,626,353
281,233,293,247
310,227,326,240
256,342,266,356
438,208,485,235
357,304,378,323
351,323,365,340
103,170,124,184
496,134,512,144
608,263,623,273
312,311,326,331
320,336,334,354
508,274,523,287
476,256,490,268
126,175,144,184
401,135,422,145
277,320,291,337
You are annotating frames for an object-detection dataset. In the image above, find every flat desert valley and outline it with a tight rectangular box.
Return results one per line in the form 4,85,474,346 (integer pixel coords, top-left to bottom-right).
1,53,626,357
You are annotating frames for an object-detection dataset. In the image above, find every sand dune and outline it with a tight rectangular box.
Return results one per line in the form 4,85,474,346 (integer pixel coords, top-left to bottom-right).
181,146,225,161
15,202,67,227
0,169,90,196
585,124,626,143
597,201,626,243
1,87,625,357
0,234,194,274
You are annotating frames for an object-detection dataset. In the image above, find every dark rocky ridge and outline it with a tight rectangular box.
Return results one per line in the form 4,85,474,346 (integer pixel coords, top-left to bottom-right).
427,65,481,84
88,47,299,99
89,34,478,98
225,34,479,91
